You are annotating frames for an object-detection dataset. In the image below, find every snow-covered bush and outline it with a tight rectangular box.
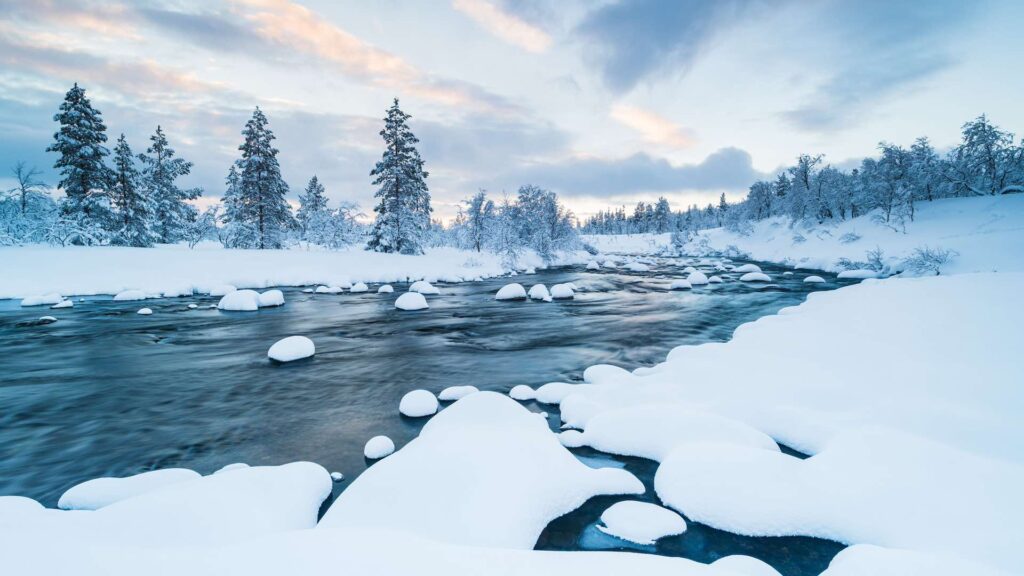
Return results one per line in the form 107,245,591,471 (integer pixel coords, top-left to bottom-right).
902,246,958,276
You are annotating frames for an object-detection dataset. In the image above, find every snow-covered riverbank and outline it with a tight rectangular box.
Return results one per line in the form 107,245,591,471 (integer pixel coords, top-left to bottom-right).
0,244,585,301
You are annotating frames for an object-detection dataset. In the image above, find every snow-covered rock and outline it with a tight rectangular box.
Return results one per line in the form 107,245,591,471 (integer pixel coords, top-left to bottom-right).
136,308,153,315
687,271,709,285
598,501,687,545
739,272,772,282
399,389,439,417
708,275,724,283
350,282,368,293
59,469,202,510
408,280,439,295
670,279,691,290
684,266,698,274
330,472,344,482
37,316,57,324
268,336,315,362
377,284,394,294
550,284,575,299
626,262,650,272
315,285,342,294
161,285,193,298
51,299,73,309
320,392,644,549
208,284,236,296
218,289,261,311
496,283,527,300
187,303,198,309
528,284,550,300
438,385,479,401
734,264,762,273
509,384,535,400
113,289,148,302
804,275,826,283
395,292,428,311
586,260,601,270
20,293,64,307
837,269,877,279
258,289,285,307
364,436,395,459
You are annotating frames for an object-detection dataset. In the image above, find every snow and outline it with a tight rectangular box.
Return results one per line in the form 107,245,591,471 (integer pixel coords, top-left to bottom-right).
409,280,440,295
711,556,782,576
187,303,197,309
218,289,261,311
58,469,202,510
804,275,826,283
136,307,152,315
208,284,236,296
113,289,148,301
399,389,439,417
586,260,601,270
625,261,650,272
739,272,772,282
214,463,249,474
837,269,877,279
734,264,762,273
315,285,342,294
687,271,709,285
670,279,692,290
438,385,479,401
496,283,527,300
528,283,550,300
364,436,395,459
550,283,575,299
267,336,315,362
708,275,723,283
377,284,394,293
38,315,57,323
350,282,369,293
51,299,74,308
320,392,644,549
509,384,535,400
21,293,63,306
161,285,193,298
330,472,344,482
257,289,285,307
395,292,428,311
597,501,687,545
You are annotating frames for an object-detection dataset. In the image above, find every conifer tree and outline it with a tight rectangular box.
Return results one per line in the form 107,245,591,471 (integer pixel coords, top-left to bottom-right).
139,126,200,244
46,83,111,227
109,134,155,247
367,99,431,255
296,175,328,236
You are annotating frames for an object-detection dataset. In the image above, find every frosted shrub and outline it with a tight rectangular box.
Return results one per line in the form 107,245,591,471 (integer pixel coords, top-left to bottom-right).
839,232,862,244
902,246,958,276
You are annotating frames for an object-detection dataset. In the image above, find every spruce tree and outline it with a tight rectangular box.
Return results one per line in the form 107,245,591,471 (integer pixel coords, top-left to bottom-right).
227,107,293,249
46,83,111,226
139,126,200,244
367,99,431,255
109,134,155,247
296,175,328,236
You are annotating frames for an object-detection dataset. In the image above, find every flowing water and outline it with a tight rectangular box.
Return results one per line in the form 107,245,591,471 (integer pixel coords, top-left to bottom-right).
0,258,855,576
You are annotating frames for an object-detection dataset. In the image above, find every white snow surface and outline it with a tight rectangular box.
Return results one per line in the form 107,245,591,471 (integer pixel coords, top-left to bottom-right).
51,299,74,308
409,280,440,295
363,436,396,459
217,289,261,311
597,501,687,545
687,271,709,285
257,289,285,307
58,469,202,510
136,307,152,315
550,283,574,299
804,275,826,283
399,389,439,417
509,384,535,400
496,283,527,300
320,392,643,549
377,284,394,293
20,292,63,306
528,283,550,300
438,385,479,401
113,289,149,301
395,292,429,311
670,279,692,290
739,272,772,282
267,336,315,362
350,282,368,293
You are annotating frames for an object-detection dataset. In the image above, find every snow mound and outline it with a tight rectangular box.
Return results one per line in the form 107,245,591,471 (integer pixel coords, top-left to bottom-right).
670,279,692,290
528,284,550,300
315,285,342,294
20,293,64,307
187,303,197,309
739,272,772,282
684,266,698,274
59,469,202,510
399,389,439,417
377,284,394,293
51,299,73,309
496,283,527,300
364,436,395,459
395,292,428,311
598,501,687,545
708,275,724,283
330,472,344,482
804,275,826,283
439,385,479,401
350,282,368,293
734,264,762,273
711,556,782,576
550,284,575,299
586,260,601,270
626,262,650,272
113,289,148,301
38,315,57,324
161,285,193,298
535,382,593,404
213,463,249,474
509,384,535,400
136,308,152,315
687,271,709,285
258,289,285,307
208,284,236,296
268,336,315,362
837,269,877,279
218,289,261,311
320,392,644,549
408,280,439,295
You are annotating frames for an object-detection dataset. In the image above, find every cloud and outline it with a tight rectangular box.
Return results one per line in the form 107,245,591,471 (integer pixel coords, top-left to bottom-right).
610,104,694,149
575,0,758,92
452,0,552,53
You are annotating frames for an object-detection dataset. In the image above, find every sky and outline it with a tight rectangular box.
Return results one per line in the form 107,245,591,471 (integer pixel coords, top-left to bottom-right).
1,0,1022,222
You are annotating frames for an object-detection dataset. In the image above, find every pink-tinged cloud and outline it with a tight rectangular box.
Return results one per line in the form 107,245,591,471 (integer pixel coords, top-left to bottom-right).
452,0,552,54
610,104,694,149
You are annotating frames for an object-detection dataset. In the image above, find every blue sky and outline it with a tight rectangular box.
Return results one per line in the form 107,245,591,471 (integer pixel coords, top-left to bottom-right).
1,0,1022,220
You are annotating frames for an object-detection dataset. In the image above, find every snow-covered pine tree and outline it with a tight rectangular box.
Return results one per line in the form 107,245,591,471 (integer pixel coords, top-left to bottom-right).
139,126,200,244
109,134,155,247
296,175,328,238
46,83,112,232
219,164,253,248
463,190,495,252
227,108,294,249
367,99,432,255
